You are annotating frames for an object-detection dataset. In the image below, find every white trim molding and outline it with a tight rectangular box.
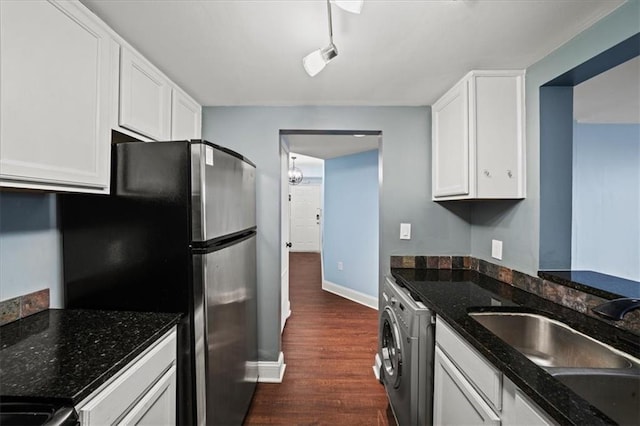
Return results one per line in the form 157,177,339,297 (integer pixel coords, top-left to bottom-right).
257,352,287,383
322,280,378,310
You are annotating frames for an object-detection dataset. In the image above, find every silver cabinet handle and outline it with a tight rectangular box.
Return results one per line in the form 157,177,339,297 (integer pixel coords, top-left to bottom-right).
483,170,491,177
507,170,513,178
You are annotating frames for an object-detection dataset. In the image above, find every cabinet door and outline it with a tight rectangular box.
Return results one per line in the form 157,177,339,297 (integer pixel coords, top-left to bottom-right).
0,0,111,193
433,346,500,426
502,377,554,426
119,365,176,426
432,78,470,198
119,47,171,140
474,73,525,198
171,89,202,140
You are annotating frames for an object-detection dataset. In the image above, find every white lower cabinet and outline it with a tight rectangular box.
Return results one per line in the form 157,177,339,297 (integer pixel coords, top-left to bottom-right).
434,316,555,425
502,378,556,426
75,327,177,426
434,346,500,425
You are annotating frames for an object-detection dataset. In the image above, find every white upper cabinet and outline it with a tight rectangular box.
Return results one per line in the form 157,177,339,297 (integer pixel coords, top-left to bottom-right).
432,78,470,198
119,47,172,141
0,0,202,193
0,0,112,193
171,88,202,140
432,70,526,200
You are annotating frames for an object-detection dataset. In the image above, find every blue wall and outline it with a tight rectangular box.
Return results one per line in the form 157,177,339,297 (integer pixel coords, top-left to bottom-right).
323,150,379,297
538,87,574,270
202,106,471,361
469,0,640,275
572,123,640,281
0,192,62,307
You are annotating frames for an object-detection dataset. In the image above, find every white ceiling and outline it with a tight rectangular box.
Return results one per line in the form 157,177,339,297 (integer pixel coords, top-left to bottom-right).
80,0,625,107
285,133,379,159
574,56,640,124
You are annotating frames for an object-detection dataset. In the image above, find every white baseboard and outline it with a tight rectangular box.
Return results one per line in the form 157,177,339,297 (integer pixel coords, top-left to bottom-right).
257,352,287,383
281,299,291,333
322,280,378,310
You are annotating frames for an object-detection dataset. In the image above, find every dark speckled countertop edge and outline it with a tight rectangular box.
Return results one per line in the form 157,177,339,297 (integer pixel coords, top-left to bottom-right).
390,269,633,426
69,314,181,404
0,309,183,406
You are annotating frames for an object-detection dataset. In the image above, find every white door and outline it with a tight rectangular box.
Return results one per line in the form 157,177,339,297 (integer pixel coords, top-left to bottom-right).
280,142,291,333
290,185,322,252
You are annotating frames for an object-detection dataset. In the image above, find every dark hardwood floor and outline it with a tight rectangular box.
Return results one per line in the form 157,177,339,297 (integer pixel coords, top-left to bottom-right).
244,252,394,425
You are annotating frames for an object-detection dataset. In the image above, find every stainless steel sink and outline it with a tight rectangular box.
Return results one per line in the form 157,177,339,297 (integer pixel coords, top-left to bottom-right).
550,369,640,426
469,312,639,369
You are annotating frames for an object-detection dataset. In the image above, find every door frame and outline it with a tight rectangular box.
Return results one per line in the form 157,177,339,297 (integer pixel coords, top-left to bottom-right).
279,139,291,333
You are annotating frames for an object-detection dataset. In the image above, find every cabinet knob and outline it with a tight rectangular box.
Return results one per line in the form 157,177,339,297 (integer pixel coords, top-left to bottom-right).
483,170,491,178
507,170,513,178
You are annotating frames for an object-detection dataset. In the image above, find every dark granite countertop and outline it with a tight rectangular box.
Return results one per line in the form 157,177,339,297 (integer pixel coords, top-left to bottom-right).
0,309,181,405
539,270,640,299
391,268,640,426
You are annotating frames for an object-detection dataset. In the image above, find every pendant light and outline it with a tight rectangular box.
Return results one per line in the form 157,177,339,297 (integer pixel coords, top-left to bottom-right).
288,156,303,185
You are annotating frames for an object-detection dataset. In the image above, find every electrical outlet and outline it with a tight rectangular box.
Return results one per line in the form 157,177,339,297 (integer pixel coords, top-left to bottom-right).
338,261,343,271
491,239,503,260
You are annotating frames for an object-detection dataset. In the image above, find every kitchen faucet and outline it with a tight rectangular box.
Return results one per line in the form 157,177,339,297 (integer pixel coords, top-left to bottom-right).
592,298,640,320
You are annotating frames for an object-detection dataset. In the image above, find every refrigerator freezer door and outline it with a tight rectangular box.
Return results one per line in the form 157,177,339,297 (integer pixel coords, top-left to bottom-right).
191,142,256,242
195,233,258,426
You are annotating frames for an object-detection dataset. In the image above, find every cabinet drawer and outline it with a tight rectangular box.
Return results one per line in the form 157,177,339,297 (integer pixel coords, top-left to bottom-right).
76,328,177,425
436,317,502,411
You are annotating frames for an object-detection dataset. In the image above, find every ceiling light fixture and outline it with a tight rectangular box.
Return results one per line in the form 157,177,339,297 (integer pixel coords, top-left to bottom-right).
288,156,304,185
303,0,363,77
332,0,363,14
303,0,338,77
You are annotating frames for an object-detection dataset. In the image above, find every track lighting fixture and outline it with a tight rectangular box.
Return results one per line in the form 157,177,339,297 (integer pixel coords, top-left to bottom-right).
302,0,363,77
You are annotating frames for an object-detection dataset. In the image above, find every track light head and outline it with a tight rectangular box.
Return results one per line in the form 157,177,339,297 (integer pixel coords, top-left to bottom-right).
332,0,363,14
303,43,338,77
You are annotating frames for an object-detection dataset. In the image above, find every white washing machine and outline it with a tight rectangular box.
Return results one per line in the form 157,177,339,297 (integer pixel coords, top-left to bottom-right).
378,275,435,426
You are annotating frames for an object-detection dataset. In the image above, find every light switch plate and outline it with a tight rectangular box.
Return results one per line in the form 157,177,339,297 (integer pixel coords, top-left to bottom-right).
400,223,411,240
491,239,503,260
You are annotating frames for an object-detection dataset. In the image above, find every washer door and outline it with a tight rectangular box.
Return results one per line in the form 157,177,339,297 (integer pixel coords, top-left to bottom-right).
380,306,403,389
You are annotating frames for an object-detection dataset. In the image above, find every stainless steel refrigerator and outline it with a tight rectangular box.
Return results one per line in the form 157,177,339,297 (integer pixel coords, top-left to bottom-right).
61,140,258,426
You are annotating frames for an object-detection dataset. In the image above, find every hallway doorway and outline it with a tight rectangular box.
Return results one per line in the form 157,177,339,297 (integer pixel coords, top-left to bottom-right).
280,130,381,334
